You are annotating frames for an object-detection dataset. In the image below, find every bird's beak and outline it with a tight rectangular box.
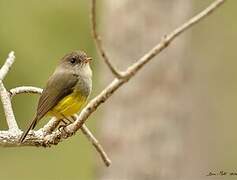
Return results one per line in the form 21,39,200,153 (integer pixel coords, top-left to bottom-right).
85,57,92,63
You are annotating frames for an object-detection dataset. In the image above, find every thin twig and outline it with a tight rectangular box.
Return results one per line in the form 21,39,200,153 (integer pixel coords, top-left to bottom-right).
0,52,19,132
123,0,226,78
0,83,19,132
41,117,60,134
9,86,42,97
73,115,111,166
0,51,15,81
91,0,123,78
81,125,111,166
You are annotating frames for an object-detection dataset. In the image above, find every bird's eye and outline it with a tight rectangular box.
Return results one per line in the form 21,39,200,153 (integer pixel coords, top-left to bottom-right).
70,57,77,64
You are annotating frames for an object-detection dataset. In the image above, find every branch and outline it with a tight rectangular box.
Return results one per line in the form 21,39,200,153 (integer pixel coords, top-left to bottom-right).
41,117,60,134
43,0,226,143
0,51,15,80
123,0,226,78
81,123,111,166
8,86,111,166
9,86,43,97
91,0,123,78
70,115,111,166
0,52,19,132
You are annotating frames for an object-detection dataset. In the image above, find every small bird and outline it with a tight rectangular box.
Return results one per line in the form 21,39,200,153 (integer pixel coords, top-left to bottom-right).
19,51,92,143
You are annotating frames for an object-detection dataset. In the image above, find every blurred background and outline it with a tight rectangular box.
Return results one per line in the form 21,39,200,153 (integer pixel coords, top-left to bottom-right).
0,0,235,180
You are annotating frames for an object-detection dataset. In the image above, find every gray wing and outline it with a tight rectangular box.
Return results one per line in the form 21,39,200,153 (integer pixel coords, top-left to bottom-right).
19,71,78,142
36,71,78,120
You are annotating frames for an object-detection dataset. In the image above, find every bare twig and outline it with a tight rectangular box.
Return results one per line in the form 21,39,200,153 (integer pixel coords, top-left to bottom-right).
71,115,111,166
9,86,43,97
0,52,19,132
0,51,15,80
123,0,226,78
0,84,19,131
91,0,123,78
41,117,60,134
43,0,226,143
81,124,111,166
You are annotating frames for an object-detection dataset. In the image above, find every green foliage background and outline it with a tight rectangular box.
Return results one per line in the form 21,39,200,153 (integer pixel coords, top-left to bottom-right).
0,1,97,180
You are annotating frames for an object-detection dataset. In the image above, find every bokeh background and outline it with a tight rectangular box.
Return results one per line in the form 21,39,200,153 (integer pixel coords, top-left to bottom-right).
0,0,236,180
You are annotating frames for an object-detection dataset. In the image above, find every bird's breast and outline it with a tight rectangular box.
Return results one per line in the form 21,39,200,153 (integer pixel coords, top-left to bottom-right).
50,91,87,118
74,76,92,97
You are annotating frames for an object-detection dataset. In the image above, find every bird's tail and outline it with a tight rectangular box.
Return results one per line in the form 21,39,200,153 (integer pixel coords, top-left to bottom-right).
19,116,38,143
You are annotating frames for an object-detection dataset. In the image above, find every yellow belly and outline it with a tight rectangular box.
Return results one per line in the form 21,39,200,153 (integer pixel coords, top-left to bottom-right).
48,91,87,119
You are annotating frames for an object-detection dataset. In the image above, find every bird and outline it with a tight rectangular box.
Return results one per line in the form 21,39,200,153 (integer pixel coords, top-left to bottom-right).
19,50,92,143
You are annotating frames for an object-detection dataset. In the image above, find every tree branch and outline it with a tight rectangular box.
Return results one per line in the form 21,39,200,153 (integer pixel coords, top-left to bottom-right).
123,0,226,78
91,0,123,78
8,86,111,166
43,0,226,142
81,123,111,166
9,86,43,97
70,114,111,166
0,51,15,80
0,52,19,132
